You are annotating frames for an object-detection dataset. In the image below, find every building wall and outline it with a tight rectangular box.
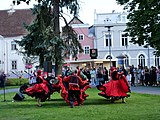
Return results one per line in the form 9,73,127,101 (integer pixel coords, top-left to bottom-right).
94,12,155,68
66,24,94,61
0,35,38,77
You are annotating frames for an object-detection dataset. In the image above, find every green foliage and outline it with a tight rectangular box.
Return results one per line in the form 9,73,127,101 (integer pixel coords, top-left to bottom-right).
13,0,83,70
116,0,160,55
5,78,29,86
62,25,83,58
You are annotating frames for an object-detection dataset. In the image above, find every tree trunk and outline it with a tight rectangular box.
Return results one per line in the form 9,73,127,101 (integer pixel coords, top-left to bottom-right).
53,0,61,76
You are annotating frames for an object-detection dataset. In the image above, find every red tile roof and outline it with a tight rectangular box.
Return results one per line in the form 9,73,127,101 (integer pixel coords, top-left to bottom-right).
0,9,34,37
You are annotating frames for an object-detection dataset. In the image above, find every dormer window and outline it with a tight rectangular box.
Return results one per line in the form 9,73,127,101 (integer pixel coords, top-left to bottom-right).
117,15,121,21
11,41,17,50
78,34,84,40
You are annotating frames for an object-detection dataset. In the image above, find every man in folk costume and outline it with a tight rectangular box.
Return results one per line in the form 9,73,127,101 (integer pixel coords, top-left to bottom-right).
63,70,88,108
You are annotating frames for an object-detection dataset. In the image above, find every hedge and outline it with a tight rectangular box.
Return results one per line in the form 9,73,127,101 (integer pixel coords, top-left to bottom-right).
5,78,29,86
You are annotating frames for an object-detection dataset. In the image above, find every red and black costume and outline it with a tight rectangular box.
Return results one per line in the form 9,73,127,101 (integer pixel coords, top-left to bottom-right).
19,69,91,106
97,68,131,102
20,70,50,102
63,74,90,107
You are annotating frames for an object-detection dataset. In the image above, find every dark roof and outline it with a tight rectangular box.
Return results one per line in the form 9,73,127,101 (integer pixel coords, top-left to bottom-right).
68,16,84,25
0,9,34,37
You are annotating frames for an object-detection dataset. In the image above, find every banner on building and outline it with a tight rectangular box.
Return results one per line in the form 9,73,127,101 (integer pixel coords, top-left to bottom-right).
90,49,98,59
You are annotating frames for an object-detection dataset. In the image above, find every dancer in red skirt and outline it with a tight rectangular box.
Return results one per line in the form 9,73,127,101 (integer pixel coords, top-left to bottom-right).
97,67,131,103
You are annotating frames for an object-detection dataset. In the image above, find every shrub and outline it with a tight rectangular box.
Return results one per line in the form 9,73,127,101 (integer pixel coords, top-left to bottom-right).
5,78,29,86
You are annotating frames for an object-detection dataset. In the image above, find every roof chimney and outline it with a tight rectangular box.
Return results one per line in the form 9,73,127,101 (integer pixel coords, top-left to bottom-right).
7,4,15,15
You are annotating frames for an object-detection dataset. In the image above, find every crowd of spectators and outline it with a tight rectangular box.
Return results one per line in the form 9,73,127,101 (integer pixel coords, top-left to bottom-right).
62,65,160,87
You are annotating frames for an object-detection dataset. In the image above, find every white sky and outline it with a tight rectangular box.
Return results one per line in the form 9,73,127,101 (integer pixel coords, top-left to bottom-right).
0,0,125,26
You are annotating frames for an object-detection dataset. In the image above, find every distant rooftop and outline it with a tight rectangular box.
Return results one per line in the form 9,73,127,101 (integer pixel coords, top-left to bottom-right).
0,9,34,37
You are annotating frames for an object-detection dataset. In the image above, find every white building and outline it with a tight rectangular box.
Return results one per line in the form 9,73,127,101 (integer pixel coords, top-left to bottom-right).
0,9,38,77
93,11,157,68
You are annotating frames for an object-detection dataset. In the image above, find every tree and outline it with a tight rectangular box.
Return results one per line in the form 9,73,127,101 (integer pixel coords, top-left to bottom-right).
13,0,83,76
116,0,160,54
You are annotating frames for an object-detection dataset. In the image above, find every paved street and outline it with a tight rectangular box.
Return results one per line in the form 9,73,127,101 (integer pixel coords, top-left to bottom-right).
130,85,160,95
0,88,19,94
0,85,160,95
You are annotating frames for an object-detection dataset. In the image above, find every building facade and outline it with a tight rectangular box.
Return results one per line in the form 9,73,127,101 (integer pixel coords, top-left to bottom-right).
0,9,38,77
64,17,95,68
94,11,157,68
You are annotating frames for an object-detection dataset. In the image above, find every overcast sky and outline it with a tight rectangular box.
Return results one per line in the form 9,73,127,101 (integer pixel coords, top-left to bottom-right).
0,0,124,25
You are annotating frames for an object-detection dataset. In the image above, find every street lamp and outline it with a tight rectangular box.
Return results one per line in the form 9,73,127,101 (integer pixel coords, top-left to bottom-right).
105,26,113,68
148,45,150,68
0,35,5,73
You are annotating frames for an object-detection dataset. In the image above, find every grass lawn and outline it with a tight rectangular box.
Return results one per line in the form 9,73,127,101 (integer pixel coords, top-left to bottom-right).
0,88,160,120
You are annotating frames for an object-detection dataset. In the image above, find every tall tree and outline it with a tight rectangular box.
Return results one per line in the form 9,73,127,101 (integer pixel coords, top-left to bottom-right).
116,0,160,54
13,0,83,76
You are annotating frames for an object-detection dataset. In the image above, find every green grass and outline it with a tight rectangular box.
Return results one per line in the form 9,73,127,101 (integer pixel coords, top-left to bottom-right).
0,88,160,120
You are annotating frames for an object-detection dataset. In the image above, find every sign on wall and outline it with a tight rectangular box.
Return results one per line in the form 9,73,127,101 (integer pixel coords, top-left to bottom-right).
90,49,98,59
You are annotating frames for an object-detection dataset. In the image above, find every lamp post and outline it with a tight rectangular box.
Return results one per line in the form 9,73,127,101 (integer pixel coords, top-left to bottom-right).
105,26,113,68
0,35,6,74
148,45,150,68
125,42,128,67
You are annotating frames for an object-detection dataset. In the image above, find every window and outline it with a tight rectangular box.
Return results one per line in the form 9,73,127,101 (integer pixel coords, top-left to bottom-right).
138,54,145,67
124,55,129,67
121,33,128,46
105,33,112,47
106,55,112,59
117,15,121,21
11,41,17,50
155,56,160,67
84,46,90,54
78,34,84,40
122,16,126,22
12,60,17,69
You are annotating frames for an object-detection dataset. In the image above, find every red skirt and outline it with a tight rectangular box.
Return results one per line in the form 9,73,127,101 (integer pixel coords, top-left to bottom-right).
25,83,50,102
98,79,130,98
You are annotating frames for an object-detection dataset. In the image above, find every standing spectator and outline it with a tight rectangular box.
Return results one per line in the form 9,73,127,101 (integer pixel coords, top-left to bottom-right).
150,66,157,86
137,65,142,84
29,70,37,86
126,67,131,86
133,67,138,86
79,67,87,81
0,72,6,88
144,66,150,86
140,66,145,86
96,69,104,85
103,67,109,83
83,68,91,83
121,66,127,76
130,65,136,87
90,68,97,86
156,66,160,86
